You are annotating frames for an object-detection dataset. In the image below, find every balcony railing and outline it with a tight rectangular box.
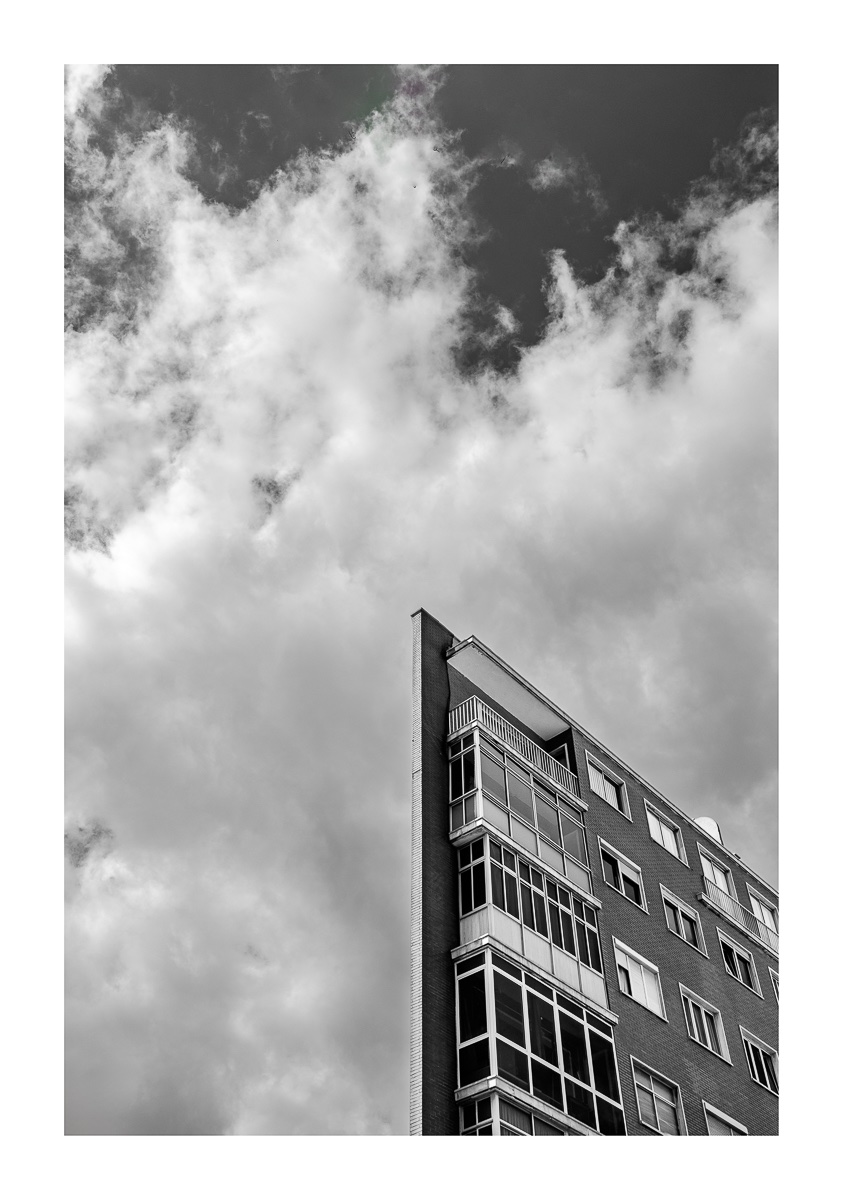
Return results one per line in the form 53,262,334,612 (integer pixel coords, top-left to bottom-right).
449,695,580,800
701,877,779,955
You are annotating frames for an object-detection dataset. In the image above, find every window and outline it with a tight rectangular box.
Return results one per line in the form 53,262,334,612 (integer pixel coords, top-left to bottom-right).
460,1096,493,1134
499,1098,568,1136
489,838,603,976
700,849,735,898
703,1101,748,1136
769,968,779,1002
478,735,592,893
632,1061,684,1135
645,803,686,862
449,734,477,830
718,930,761,995
456,955,490,1087
614,941,665,1018
661,888,705,953
748,888,778,935
587,756,629,817
680,986,729,1061
487,953,626,1134
741,1028,778,1094
600,842,645,909
457,839,486,916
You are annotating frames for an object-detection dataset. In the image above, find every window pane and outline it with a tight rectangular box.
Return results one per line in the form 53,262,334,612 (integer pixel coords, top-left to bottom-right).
473,863,486,907
646,809,662,843
490,840,502,863
704,1010,721,1055
532,1060,564,1109
496,1039,530,1090
655,1096,679,1135
504,871,520,918
460,869,473,915
589,1031,619,1102
535,1117,564,1136
459,1038,490,1086
463,749,475,794
521,883,535,930
534,892,549,938
549,904,563,949
480,755,507,805
527,992,558,1065
587,763,605,797
597,1097,625,1135
477,1096,491,1122
738,957,753,988
491,863,505,910
565,858,591,893
681,914,698,946
450,803,463,831
451,757,464,799
536,798,561,845
464,792,475,822
558,1012,590,1083
602,851,620,890
494,972,526,1046
623,874,642,906
565,1079,596,1128
762,1051,778,1093
559,910,576,956
560,813,586,863
499,1100,531,1133
618,964,632,996
665,901,681,934
508,773,535,824
459,971,487,1041
643,968,662,1015
605,778,621,810
586,928,602,973
637,1085,658,1128
662,824,679,857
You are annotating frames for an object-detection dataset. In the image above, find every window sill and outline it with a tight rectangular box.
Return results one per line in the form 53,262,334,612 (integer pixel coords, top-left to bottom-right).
602,880,648,913
590,788,633,821
665,927,709,958
724,970,763,999
618,992,668,1022
647,838,690,868
687,1037,731,1066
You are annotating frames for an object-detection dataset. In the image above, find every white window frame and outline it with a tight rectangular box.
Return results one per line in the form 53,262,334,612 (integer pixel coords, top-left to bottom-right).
746,884,778,933
679,984,731,1063
613,939,666,1020
699,847,736,898
586,753,631,820
740,1026,778,1095
702,1100,748,1136
599,839,647,911
660,886,707,955
769,968,779,1002
645,802,687,864
717,928,762,996
630,1058,687,1136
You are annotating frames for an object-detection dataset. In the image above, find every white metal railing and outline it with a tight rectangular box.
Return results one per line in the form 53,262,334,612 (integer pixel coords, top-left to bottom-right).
702,877,779,955
449,695,580,799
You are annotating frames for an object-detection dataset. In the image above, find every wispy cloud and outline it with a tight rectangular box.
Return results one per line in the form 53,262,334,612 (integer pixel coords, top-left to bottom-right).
65,70,777,1134
529,149,607,213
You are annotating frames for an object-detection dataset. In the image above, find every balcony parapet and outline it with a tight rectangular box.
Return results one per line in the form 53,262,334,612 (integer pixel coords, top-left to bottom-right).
700,877,779,956
450,696,580,800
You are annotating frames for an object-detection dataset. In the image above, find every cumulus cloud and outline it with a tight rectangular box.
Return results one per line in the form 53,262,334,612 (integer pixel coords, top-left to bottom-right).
65,69,777,1134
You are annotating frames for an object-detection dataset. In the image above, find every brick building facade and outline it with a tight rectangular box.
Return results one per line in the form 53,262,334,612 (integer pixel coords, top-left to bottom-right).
410,609,778,1136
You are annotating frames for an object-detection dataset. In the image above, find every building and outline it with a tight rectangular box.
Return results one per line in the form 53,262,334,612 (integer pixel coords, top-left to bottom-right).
410,609,778,1136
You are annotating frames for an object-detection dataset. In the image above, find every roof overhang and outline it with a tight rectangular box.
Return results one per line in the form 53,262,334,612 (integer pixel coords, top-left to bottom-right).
446,636,571,741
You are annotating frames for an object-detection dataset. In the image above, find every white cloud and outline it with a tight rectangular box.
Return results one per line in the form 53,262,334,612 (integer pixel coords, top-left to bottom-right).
65,72,777,1134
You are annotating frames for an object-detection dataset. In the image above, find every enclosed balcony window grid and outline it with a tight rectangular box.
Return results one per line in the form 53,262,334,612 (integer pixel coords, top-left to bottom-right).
488,838,603,975
613,941,665,1018
448,696,580,799
587,756,630,818
632,1061,684,1135
680,986,730,1062
474,735,592,893
718,930,762,995
457,839,487,916
661,887,706,954
645,803,687,863
741,1028,778,1095
449,734,478,831
703,1102,748,1136
457,951,626,1135
459,1096,493,1135
600,841,646,909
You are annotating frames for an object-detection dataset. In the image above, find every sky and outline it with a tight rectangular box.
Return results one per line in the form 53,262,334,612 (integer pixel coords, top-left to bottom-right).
65,64,778,1137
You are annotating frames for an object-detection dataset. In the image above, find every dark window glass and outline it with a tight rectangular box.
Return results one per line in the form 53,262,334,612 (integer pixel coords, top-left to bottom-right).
527,992,558,1065
478,1125,492,1135
531,1060,564,1109
546,880,558,903
588,1030,619,1101
560,813,586,863
560,909,576,956
494,972,526,1046
459,1038,490,1086
558,1012,589,1083
508,773,535,823
504,872,520,917
549,904,563,949
521,883,535,930
565,1079,596,1128
459,971,487,1041
524,973,553,1000
450,757,463,799
536,798,561,845
738,957,753,988
491,863,505,909
450,803,463,831
480,736,503,762
463,749,475,793
681,913,698,945
464,792,475,822
556,994,582,1018
473,863,486,907
596,1097,625,1135
480,755,507,805
456,953,484,975
624,875,643,907
704,1010,721,1055
477,1096,491,1122
619,965,632,996
602,852,620,890
575,920,590,964
586,928,602,973
585,1013,612,1037
723,943,736,974
496,1040,530,1090
500,1100,532,1133
665,901,680,934
460,869,473,915
491,953,521,979
489,840,502,863
534,891,549,938
471,839,483,861
503,848,516,871
461,1100,476,1128
458,847,470,870
762,1051,778,1093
